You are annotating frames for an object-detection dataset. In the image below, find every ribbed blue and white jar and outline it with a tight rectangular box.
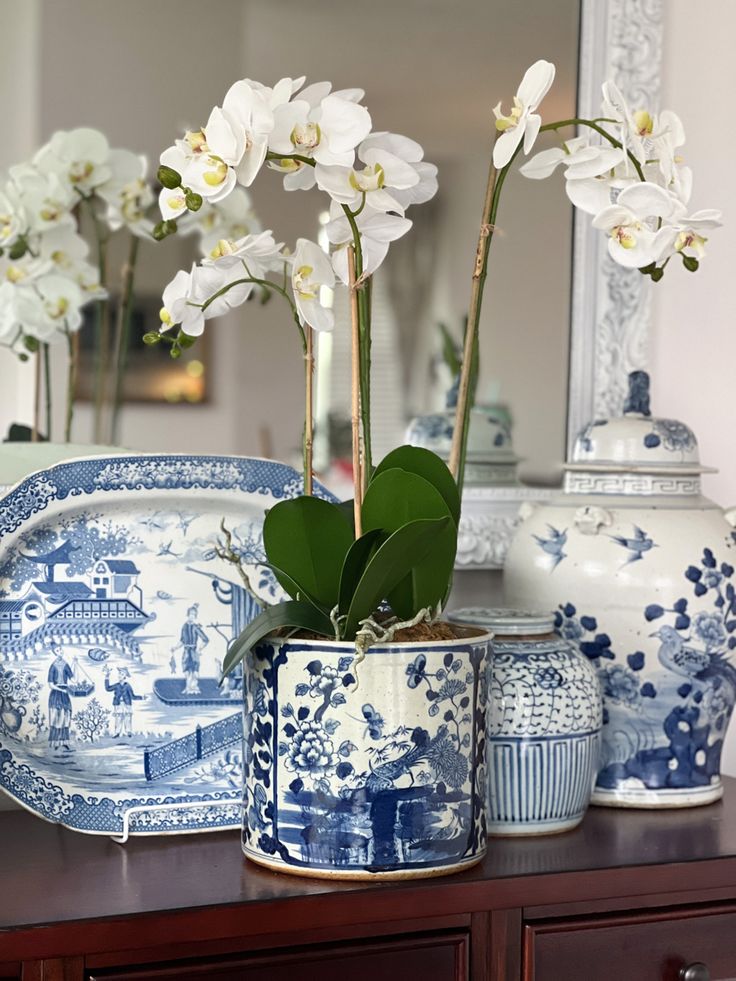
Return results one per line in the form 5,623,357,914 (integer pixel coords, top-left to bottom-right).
449,608,602,835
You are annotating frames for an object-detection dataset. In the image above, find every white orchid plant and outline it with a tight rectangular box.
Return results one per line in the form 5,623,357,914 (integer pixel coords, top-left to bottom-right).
149,65,719,667
0,127,162,443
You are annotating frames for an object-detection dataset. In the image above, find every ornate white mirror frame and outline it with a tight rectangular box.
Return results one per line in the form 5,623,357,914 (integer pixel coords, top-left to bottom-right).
456,0,664,570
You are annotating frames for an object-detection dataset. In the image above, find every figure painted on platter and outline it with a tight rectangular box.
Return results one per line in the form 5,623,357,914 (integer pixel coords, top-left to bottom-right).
104,666,144,737
171,604,209,695
47,646,73,751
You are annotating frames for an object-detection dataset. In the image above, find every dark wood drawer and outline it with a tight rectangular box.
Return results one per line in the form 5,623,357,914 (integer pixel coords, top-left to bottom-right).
526,906,736,980
88,931,468,981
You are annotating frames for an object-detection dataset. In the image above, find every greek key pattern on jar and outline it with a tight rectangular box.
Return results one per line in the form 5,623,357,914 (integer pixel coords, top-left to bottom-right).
564,472,701,496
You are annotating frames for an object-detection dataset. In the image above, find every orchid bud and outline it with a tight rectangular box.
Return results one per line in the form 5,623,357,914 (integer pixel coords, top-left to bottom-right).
179,333,197,349
185,190,203,212
650,266,664,282
152,219,177,241
170,343,182,359
142,332,162,345
23,335,39,353
157,165,182,189
682,255,699,272
8,238,27,260
18,353,29,362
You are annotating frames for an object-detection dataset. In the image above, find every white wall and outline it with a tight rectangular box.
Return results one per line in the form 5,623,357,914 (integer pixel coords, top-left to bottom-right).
651,0,736,773
0,0,40,437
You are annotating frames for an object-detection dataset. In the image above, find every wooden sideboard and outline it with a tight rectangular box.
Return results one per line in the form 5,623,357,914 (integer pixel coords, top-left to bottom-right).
4,779,736,980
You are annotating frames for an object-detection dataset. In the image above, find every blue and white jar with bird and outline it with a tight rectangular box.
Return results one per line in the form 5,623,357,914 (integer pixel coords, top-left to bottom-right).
241,628,491,878
504,372,736,809
448,608,602,835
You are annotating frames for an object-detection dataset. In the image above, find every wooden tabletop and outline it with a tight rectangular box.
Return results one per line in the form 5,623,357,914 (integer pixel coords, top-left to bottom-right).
2,778,736,940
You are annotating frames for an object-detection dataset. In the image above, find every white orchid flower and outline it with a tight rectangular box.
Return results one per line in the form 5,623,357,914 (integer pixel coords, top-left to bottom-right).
315,133,423,214
655,205,723,262
203,229,284,276
9,165,75,233
97,149,154,236
14,273,86,341
36,226,106,299
160,261,258,337
592,181,676,268
493,60,556,169
0,186,26,247
217,79,276,187
325,207,412,284
521,136,624,180
34,128,112,196
268,89,372,193
189,187,263,255
291,238,335,332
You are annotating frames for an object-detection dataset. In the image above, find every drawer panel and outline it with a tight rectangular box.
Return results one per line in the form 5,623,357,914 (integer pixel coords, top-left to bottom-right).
527,907,736,980
89,931,468,981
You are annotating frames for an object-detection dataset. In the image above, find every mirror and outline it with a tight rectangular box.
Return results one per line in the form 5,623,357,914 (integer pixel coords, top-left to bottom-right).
7,0,580,485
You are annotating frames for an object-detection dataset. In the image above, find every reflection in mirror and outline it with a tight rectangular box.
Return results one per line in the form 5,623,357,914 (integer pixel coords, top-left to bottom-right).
27,0,579,486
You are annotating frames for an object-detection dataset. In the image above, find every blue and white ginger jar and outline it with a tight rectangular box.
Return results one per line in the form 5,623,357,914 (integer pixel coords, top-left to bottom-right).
504,372,736,809
406,405,521,486
241,628,491,879
449,608,601,834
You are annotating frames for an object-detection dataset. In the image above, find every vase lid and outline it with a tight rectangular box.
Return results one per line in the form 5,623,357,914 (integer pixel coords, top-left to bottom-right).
405,406,518,464
447,607,555,635
566,371,713,475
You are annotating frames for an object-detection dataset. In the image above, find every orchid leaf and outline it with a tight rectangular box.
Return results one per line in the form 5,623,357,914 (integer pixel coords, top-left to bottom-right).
338,528,383,616
371,445,461,526
344,516,451,638
263,496,354,608
221,600,333,678
362,468,457,620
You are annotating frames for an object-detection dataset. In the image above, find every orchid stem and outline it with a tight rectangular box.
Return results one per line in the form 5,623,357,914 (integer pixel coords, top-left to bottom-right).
304,324,314,496
341,204,372,487
449,134,502,492
65,328,78,443
42,342,52,441
86,202,110,444
110,234,139,445
347,245,363,536
32,349,41,443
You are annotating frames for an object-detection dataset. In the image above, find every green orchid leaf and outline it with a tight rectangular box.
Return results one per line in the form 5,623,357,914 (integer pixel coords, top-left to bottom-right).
263,496,354,608
336,498,356,536
344,516,451,638
371,445,461,526
221,600,333,678
338,528,383,616
362,468,458,620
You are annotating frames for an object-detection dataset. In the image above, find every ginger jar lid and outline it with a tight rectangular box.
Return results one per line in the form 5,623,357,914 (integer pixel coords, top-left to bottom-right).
448,607,555,636
405,405,517,463
566,371,714,475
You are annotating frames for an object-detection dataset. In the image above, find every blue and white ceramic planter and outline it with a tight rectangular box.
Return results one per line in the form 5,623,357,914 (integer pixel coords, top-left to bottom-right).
450,609,601,835
505,373,736,809
241,628,491,879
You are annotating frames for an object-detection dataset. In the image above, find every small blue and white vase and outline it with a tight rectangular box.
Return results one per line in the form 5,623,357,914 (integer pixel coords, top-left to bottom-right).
449,608,602,835
241,628,491,879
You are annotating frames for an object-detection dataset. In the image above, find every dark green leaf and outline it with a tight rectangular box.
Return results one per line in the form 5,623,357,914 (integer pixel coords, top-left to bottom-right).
371,445,460,525
221,600,333,678
362,468,457,620
338,528,382,615
344,516,451,638
263,496,354,608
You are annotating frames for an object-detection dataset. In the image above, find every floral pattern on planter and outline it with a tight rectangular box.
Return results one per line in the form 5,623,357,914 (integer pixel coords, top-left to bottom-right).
241,636,489,876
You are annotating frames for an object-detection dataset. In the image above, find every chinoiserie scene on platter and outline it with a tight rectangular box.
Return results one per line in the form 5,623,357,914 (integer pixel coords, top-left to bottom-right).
0,0,734,900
